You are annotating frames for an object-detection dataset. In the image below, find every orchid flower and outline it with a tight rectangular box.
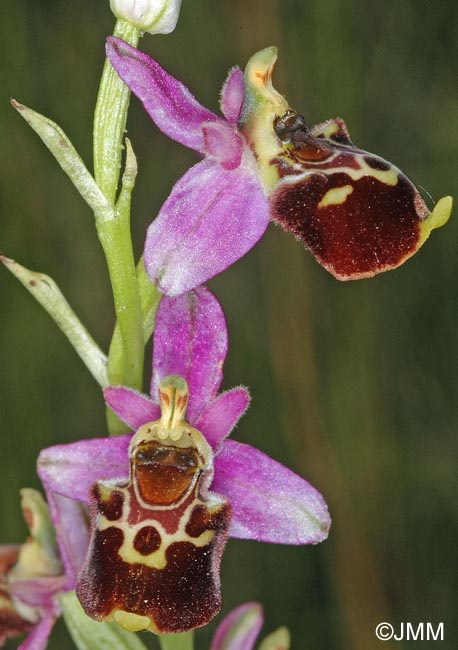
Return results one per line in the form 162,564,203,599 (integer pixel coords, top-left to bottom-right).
210,602,290,650
0,490,66,650
37,287,330,634
106,38,452,297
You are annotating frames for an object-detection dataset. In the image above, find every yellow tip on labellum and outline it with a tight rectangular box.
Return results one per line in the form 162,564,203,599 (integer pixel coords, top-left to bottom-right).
419,195,453,245
113,610,153,633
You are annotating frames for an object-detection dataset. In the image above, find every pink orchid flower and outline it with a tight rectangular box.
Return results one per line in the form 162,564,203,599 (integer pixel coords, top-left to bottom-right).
0,490,66,650
37,287,330,632
106,38,451,297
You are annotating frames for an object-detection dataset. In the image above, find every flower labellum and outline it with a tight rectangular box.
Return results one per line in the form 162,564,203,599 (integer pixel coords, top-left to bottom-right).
240,48,453,280
109,0,183,35
106,39,451,294
76,375,231,634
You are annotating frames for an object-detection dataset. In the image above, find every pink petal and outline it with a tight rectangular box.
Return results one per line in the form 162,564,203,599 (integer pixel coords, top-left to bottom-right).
106,37,219,154
203,122,243,170
38,437,131,585
103,386,160,429
220,67,245,125
144,157,270,296
211,602,263,650
195,387,251,451
45,494,90,587
19,613,56,650
10,577,66,609
213,440,331,545
37,436,131,503
151,287,227,422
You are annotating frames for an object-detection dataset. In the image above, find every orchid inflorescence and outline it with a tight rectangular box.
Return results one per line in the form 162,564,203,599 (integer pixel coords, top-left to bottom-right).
0,0,451,649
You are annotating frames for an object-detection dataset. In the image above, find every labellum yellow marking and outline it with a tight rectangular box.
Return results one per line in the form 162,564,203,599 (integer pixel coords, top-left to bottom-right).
318,184,354,208
315,120,340,139
418,195,453,244
276,148,400,187
356,155,399,186
97,495,217,570
113,611,150,633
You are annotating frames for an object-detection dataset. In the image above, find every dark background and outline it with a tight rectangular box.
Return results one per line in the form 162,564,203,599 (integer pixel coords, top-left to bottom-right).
1,1,457,648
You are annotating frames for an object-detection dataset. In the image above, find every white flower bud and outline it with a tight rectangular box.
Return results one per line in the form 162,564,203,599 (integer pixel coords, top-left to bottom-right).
110,0,183,35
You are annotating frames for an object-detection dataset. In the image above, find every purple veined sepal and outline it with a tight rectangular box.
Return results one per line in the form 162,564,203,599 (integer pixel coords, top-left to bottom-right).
76,375,232,634
143,155,269,297
106,37,270,297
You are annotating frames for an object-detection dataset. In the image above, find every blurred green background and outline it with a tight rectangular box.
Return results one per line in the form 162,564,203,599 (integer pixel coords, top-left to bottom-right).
1,1,457,648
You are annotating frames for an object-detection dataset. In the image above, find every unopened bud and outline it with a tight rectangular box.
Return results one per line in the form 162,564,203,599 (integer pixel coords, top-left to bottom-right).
110,0,183,35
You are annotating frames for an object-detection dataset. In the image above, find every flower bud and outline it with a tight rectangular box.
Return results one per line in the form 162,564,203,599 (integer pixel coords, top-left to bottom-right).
110,0,182,35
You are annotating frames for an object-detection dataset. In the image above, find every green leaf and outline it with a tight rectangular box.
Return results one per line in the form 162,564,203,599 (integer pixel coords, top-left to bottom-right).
158,631,194,650
10,99,114,224
60,591,149,650
1,255,108,386
258,627,291,650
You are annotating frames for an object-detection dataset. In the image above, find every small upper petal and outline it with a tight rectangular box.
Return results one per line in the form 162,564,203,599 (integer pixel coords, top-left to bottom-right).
144,157,270,296
203,121,243,170
103,386,160,430
211,602,263,650
213,440,331,545
220,67,245,125
106,37,219,154
195,387,251,451
151,287,227,422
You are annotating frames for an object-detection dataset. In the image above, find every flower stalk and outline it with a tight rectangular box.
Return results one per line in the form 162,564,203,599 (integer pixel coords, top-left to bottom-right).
93,20,140,204
93,19,146,431
159,632,194,650
97,137,144,395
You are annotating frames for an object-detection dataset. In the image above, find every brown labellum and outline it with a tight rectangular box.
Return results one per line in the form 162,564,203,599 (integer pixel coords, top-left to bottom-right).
270,112,447,279
76,377,231,634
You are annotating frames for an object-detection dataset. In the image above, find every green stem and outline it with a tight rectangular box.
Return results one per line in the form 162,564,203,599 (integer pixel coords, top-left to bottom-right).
97,138,144,394
93,19,144,435
108,258,162,385
107,258,162,435
94,20,140,204
159,631,194,650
